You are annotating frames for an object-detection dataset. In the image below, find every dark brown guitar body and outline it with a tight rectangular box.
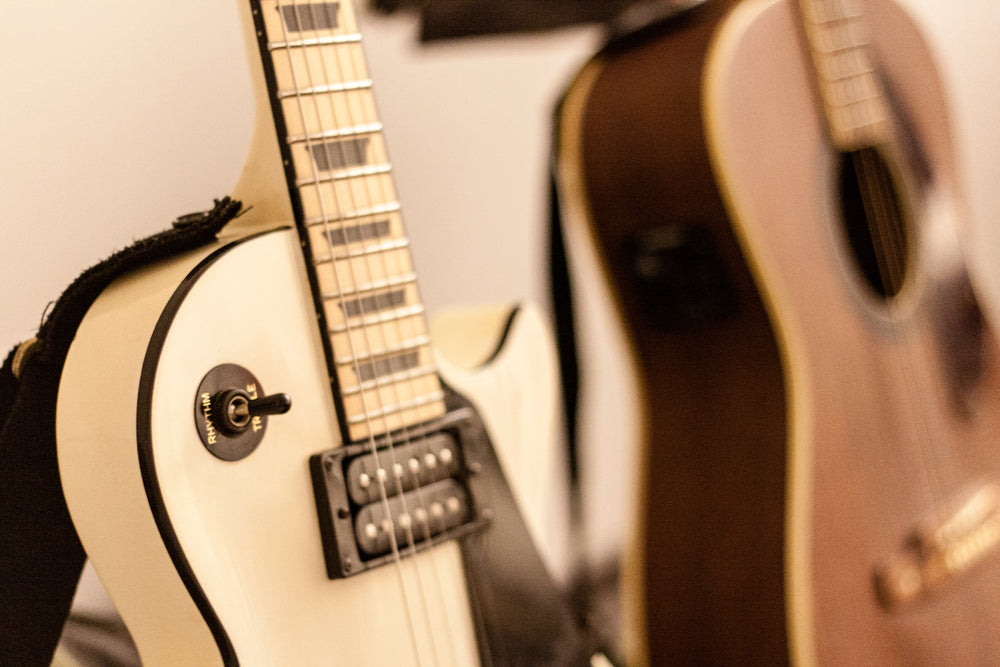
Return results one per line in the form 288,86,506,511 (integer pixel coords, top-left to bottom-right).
556,0,1000,664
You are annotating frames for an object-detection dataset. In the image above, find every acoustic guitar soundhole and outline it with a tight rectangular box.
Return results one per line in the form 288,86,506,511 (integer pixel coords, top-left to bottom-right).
837,147,910,300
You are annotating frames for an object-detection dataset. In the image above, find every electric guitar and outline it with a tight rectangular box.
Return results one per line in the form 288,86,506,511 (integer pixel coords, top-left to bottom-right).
557,0,1000,663
55,1,588,664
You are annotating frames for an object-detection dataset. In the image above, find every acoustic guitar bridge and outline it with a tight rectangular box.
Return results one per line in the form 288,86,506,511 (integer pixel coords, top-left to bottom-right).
874,482,1000,610
309,407,490,578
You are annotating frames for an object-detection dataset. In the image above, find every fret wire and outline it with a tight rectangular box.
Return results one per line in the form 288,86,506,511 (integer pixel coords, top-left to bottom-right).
298,176,393,212
321,272,417,300
828,74,873,103
277,79,372,99
306,201,401,226
342,379,442,421
347,392,448,426
797,0,889,149
802,0,864,23
813,20,869,54
268,33,362,50
829,97,884,119
328,304,426,334
341,366,440,396
287,121,383,145
818,50,872,83
834,100,888,132
313,238,411,265
336,335,432,366
297,163,392,186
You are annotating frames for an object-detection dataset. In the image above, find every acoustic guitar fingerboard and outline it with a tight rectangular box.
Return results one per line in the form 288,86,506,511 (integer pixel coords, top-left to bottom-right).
796,0,891,151
255,0,445,441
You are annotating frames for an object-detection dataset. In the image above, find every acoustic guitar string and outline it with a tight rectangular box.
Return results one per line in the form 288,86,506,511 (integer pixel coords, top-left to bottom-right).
270,0,425,660
800,0,960,594
300,1,461,662
852,133,955,499
851,126,984,657
853,147,938,491
832,12,1000,659
862,0,960,505
855,153,902,290
807,0,959,499
820,2,968,589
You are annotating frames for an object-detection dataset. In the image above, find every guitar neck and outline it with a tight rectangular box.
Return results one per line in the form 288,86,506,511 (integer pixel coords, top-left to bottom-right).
796,0,891,151
249,0,445,442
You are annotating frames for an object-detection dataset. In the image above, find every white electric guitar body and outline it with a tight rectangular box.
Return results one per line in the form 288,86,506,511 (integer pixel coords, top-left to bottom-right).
55,1,582,665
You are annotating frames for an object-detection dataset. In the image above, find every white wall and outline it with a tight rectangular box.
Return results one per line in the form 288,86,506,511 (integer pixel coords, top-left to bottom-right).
1,0,999,620
2,0,998,352
903,0,1000,309
0,4,597,355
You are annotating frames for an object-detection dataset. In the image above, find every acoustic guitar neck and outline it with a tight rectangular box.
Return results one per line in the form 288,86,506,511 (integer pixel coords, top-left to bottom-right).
795,0,892,151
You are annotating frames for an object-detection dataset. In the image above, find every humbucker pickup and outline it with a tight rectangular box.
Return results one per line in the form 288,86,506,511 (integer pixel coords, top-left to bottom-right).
354,478,472,558
310,407,489,578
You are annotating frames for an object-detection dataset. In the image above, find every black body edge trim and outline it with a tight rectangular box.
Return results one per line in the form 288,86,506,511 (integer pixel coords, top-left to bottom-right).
246,0,353,446
135,229,283,666
478,305,522,368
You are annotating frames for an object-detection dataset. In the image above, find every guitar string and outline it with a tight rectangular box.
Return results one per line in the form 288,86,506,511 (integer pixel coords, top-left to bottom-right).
852,140,984,655
324,9,469,663
864,3,962,504
310,4,462,662
795,4,995,656
282,4,440,663
270,1,425,661
856,153,902,291
811,0,960,500
851,147,953,501
833,6,959,503
873,144,961,492
804,0,965,594
282,1,458,662
306,3,461,663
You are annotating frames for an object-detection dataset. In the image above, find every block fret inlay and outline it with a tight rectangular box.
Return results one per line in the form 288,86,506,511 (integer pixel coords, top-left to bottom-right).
279,3,341,32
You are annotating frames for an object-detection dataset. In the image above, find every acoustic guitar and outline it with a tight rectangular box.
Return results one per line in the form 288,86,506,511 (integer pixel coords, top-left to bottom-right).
557,0,1000,663
55,1,589,664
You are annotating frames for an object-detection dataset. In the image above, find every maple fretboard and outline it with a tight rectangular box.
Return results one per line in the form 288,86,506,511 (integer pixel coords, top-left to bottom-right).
255,0,445,441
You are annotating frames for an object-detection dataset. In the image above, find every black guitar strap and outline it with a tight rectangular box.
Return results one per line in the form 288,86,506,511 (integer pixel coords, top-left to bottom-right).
0,197,241,665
